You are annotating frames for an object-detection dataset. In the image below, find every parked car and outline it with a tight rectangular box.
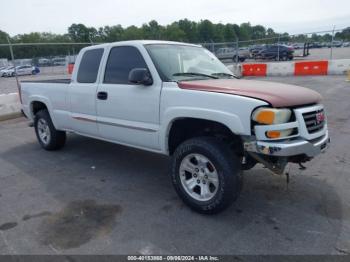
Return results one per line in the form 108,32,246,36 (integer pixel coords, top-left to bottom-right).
342,42,350,47
309,42,323,49
2,65,39,77
52,57,66,66
256,45,294,61
215,47,249,62
38,58,51,66
1,66,14,77
327,41,343,48
249,45,267,58
20,40,329,214
292,43,304,49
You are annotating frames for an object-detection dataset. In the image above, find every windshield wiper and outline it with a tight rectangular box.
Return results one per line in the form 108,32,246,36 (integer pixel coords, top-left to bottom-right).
173,72,219,79
211,72,237,78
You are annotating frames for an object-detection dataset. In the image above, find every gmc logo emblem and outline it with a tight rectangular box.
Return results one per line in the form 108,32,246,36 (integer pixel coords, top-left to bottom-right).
316,112,325,124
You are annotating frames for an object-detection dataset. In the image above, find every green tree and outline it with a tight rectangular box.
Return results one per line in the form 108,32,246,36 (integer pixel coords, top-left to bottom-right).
335,27,350,41
178,19,198,42
251,25,266,40
198,20,215,42
223,24,238,42
239,22,252,41
164,23,186,41
68,23,97,42
122,26,143,40
0,30,10,59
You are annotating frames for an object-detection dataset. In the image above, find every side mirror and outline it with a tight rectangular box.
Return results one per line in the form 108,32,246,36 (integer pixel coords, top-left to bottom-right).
129,68,153,86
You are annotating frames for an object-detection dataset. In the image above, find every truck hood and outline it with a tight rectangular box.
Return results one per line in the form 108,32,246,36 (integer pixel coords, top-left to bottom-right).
178,79,322,107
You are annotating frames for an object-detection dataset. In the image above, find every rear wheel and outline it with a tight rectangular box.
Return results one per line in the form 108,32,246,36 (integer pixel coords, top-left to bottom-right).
281,53,288,61
171,137,242,214
34,109,66,150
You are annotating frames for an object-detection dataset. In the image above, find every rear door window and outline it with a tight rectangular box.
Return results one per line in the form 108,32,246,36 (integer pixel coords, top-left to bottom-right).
77,48,104,83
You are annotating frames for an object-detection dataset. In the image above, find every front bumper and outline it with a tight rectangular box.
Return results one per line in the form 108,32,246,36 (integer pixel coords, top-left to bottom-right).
244,130,330,158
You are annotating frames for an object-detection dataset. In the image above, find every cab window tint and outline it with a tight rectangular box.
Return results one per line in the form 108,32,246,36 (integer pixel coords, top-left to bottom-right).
77,48,104,83
104,46,148,84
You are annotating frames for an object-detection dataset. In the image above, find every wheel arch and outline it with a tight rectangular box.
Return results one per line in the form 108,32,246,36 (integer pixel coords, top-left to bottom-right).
163,114,244,156
29,97,58,128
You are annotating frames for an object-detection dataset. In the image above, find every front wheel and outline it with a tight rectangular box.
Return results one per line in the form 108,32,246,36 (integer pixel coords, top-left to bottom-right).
34,109,66,150
171,137,242,214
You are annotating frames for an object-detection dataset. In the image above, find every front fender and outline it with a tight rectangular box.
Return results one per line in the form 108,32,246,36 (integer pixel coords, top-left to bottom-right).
160,106,245,153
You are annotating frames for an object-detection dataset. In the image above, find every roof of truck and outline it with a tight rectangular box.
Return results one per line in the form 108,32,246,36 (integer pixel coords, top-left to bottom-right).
84,40,201,50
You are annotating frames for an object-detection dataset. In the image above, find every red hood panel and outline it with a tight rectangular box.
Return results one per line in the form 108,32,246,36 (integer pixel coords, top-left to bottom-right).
178,79,322,107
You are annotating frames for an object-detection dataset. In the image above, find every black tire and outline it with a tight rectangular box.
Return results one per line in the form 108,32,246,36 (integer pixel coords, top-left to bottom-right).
34,109,66,150
281,53,288,61
171,137,242,214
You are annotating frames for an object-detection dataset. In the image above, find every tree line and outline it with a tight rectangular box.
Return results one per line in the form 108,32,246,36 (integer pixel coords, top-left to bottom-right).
0,19,349,59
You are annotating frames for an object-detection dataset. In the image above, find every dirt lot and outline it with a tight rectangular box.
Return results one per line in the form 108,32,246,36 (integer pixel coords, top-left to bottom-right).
0,76,350,255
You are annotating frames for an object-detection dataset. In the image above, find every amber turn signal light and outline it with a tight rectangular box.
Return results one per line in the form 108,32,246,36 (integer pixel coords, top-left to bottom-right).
266,131,281,138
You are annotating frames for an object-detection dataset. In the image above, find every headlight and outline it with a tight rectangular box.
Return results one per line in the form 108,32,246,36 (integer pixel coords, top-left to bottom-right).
252,108,291,125
252,107,293,139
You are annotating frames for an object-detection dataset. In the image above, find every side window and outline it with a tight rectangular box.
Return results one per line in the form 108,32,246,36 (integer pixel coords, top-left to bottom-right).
104,46,148,84
77,48,104,83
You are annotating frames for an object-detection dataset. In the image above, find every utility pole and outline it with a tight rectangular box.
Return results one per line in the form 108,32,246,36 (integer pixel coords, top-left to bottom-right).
330,25,336,60
277,34,281,61
235,38,239,63
6,37,20,91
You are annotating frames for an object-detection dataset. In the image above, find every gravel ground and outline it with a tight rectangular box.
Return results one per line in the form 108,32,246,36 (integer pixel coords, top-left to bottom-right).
0,75,350,255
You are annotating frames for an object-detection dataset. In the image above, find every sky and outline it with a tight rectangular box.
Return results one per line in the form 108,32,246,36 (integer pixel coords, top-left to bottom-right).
1,0,350,36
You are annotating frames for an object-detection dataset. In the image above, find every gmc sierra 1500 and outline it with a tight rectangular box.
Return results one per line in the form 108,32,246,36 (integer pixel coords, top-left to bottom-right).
20,40,330,214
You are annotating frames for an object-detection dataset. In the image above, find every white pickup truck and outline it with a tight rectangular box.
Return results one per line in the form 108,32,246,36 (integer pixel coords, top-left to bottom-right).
20,40,330,214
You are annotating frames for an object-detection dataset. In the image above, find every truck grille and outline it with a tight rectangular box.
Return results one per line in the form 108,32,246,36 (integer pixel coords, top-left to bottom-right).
302,109,325,134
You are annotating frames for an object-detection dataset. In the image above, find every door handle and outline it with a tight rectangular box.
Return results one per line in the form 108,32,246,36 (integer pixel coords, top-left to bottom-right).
97,91,108,100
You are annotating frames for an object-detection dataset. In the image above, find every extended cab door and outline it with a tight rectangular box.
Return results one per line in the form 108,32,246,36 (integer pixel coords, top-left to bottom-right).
96,44,161,150
68,48,104,136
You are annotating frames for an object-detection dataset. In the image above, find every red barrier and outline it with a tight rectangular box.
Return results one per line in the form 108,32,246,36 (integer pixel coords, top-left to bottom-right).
68,63,74,74
294,61,328,76
242,64,267,76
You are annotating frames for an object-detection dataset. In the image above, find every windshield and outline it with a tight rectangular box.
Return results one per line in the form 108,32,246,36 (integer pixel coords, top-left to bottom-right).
145,44,234,81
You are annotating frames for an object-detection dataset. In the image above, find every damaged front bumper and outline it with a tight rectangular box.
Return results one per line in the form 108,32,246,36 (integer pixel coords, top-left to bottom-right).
244,130,330,158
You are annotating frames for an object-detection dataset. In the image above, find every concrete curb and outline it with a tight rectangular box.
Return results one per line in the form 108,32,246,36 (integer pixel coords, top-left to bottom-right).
0,93,22,121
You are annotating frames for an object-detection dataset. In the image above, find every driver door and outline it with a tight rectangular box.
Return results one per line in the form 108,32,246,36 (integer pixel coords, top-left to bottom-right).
96,45,161,150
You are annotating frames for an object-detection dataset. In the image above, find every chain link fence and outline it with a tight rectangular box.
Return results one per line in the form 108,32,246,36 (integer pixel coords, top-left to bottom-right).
201,28,350,64
0,42,92,78
0,28,349,94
